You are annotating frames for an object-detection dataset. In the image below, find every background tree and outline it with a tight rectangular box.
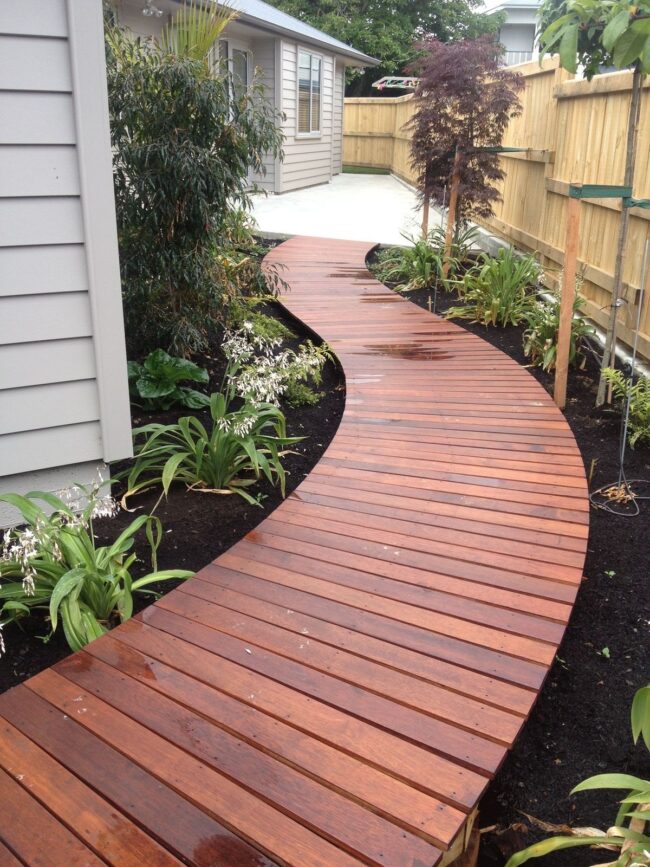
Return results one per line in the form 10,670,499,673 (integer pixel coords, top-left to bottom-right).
105,20,283,357
267,0,501,95
407,36,523,227
539,0,650,405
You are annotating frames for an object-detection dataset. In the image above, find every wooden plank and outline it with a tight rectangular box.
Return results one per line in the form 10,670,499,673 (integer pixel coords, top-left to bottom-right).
97,621,493,801
0,0,68,38
27,669,368,867
0,766,104,866
0,145,80,197
0,686,274,867
53,651,444,865
0,717,182,867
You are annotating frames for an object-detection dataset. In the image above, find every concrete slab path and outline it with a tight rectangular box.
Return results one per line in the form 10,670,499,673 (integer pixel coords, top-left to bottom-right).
251,173,444,245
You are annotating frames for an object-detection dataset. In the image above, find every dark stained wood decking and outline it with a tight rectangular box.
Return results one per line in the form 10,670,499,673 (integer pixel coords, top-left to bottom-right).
0,237,589,866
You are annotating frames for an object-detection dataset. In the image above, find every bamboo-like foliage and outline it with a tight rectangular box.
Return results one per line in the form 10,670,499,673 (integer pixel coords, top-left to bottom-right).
159,0,237,63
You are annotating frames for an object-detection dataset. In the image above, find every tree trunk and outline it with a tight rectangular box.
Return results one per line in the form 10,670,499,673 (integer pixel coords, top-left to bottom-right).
443,147,463,277
595,64,643,406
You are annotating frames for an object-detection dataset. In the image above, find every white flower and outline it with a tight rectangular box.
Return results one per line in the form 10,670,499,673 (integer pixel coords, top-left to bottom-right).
90,495,119,520
22,572,35,597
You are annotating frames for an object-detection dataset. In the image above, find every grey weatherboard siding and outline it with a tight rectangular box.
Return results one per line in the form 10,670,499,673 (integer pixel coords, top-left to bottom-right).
0,0,132,526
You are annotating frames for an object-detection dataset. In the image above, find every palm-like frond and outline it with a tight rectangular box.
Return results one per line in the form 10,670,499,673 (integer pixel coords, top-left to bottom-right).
159,0,237,61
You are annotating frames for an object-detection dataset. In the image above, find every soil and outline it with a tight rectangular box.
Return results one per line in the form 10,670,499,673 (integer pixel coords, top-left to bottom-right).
1,240,648,867
367,249,650,866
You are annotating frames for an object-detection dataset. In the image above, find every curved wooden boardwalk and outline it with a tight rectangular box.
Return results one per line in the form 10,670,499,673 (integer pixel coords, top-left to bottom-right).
0,237,588,866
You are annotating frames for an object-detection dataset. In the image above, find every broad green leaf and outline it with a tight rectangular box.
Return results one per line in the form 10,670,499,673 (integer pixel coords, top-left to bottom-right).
162,452,190,495
572,773,650,794
0,493,46,526
641,33,650,73
505,835,621,867
612,28,647,67
631,18,650,37
631,685,650,749
137,375,176,399
49,568,86,632
603,9,632,51
178,387,210,409
559,24,579,73
620,789,650,804
131,569,193,590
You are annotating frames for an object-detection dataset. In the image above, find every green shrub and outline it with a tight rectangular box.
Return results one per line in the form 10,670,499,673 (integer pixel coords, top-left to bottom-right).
603,369,650,448
0,488,191,653
523,293,594,372
128,349,210,411
506,685,650,867
105,24,283,356
125,393,301,507
373,235,450,293
446,247,539,326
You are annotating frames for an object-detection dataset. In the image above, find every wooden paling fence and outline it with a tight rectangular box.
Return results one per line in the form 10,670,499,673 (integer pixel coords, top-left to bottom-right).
343,57,650,360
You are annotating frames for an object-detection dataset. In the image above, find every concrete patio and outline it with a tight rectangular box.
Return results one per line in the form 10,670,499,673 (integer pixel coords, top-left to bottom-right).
251,173,442,245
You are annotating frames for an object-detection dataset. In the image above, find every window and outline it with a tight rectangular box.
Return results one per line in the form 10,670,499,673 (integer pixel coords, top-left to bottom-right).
298,50,321,134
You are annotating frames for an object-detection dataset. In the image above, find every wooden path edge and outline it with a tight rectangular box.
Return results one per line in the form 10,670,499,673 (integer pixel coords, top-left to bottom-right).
0,236,589,867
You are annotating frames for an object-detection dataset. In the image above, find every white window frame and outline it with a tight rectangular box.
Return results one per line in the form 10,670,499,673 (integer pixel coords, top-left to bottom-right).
296,46,323,138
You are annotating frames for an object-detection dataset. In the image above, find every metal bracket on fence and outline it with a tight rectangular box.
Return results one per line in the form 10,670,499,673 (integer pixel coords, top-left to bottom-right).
568,183,633,200
623,196,650,210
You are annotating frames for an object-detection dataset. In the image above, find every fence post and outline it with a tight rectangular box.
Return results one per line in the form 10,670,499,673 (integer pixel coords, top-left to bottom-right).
554,191,581,409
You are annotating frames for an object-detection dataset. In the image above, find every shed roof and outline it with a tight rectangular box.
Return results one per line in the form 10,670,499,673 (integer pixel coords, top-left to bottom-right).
222,0,379,65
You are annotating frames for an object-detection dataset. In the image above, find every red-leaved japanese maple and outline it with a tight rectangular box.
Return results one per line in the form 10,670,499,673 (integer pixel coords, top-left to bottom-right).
407,36,523,224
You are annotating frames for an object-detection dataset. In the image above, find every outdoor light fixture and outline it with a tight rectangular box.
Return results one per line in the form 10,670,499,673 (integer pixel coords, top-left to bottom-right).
142,0,163,16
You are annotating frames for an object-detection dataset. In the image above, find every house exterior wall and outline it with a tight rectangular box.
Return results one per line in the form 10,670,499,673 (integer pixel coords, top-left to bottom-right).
278,40,335,192
332,62,345,176
250,37,276,192
0,0,132,526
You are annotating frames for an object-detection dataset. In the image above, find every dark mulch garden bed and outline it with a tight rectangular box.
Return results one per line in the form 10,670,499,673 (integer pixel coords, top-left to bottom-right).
367,248,650,866
0,293,346,694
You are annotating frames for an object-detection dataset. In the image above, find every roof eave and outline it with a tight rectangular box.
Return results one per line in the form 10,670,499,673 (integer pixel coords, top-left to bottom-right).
236,11,379,65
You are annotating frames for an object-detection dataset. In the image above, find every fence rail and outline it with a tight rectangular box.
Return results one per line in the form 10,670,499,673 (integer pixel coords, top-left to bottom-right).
343,56,650,360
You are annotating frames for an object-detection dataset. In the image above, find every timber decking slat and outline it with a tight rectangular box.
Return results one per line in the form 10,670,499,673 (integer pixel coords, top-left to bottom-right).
0,718,182,867
0,687,274,867
27,670,367,867
0,766,105,867
183,563,550,689
0,237,588,866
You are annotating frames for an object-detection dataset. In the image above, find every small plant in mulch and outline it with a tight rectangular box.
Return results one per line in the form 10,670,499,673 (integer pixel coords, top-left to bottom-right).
0,486,191,655
506,686,650,867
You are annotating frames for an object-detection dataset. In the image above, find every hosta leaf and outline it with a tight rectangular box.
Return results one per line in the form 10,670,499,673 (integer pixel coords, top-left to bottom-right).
137,375,176,399
178,387,211,409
